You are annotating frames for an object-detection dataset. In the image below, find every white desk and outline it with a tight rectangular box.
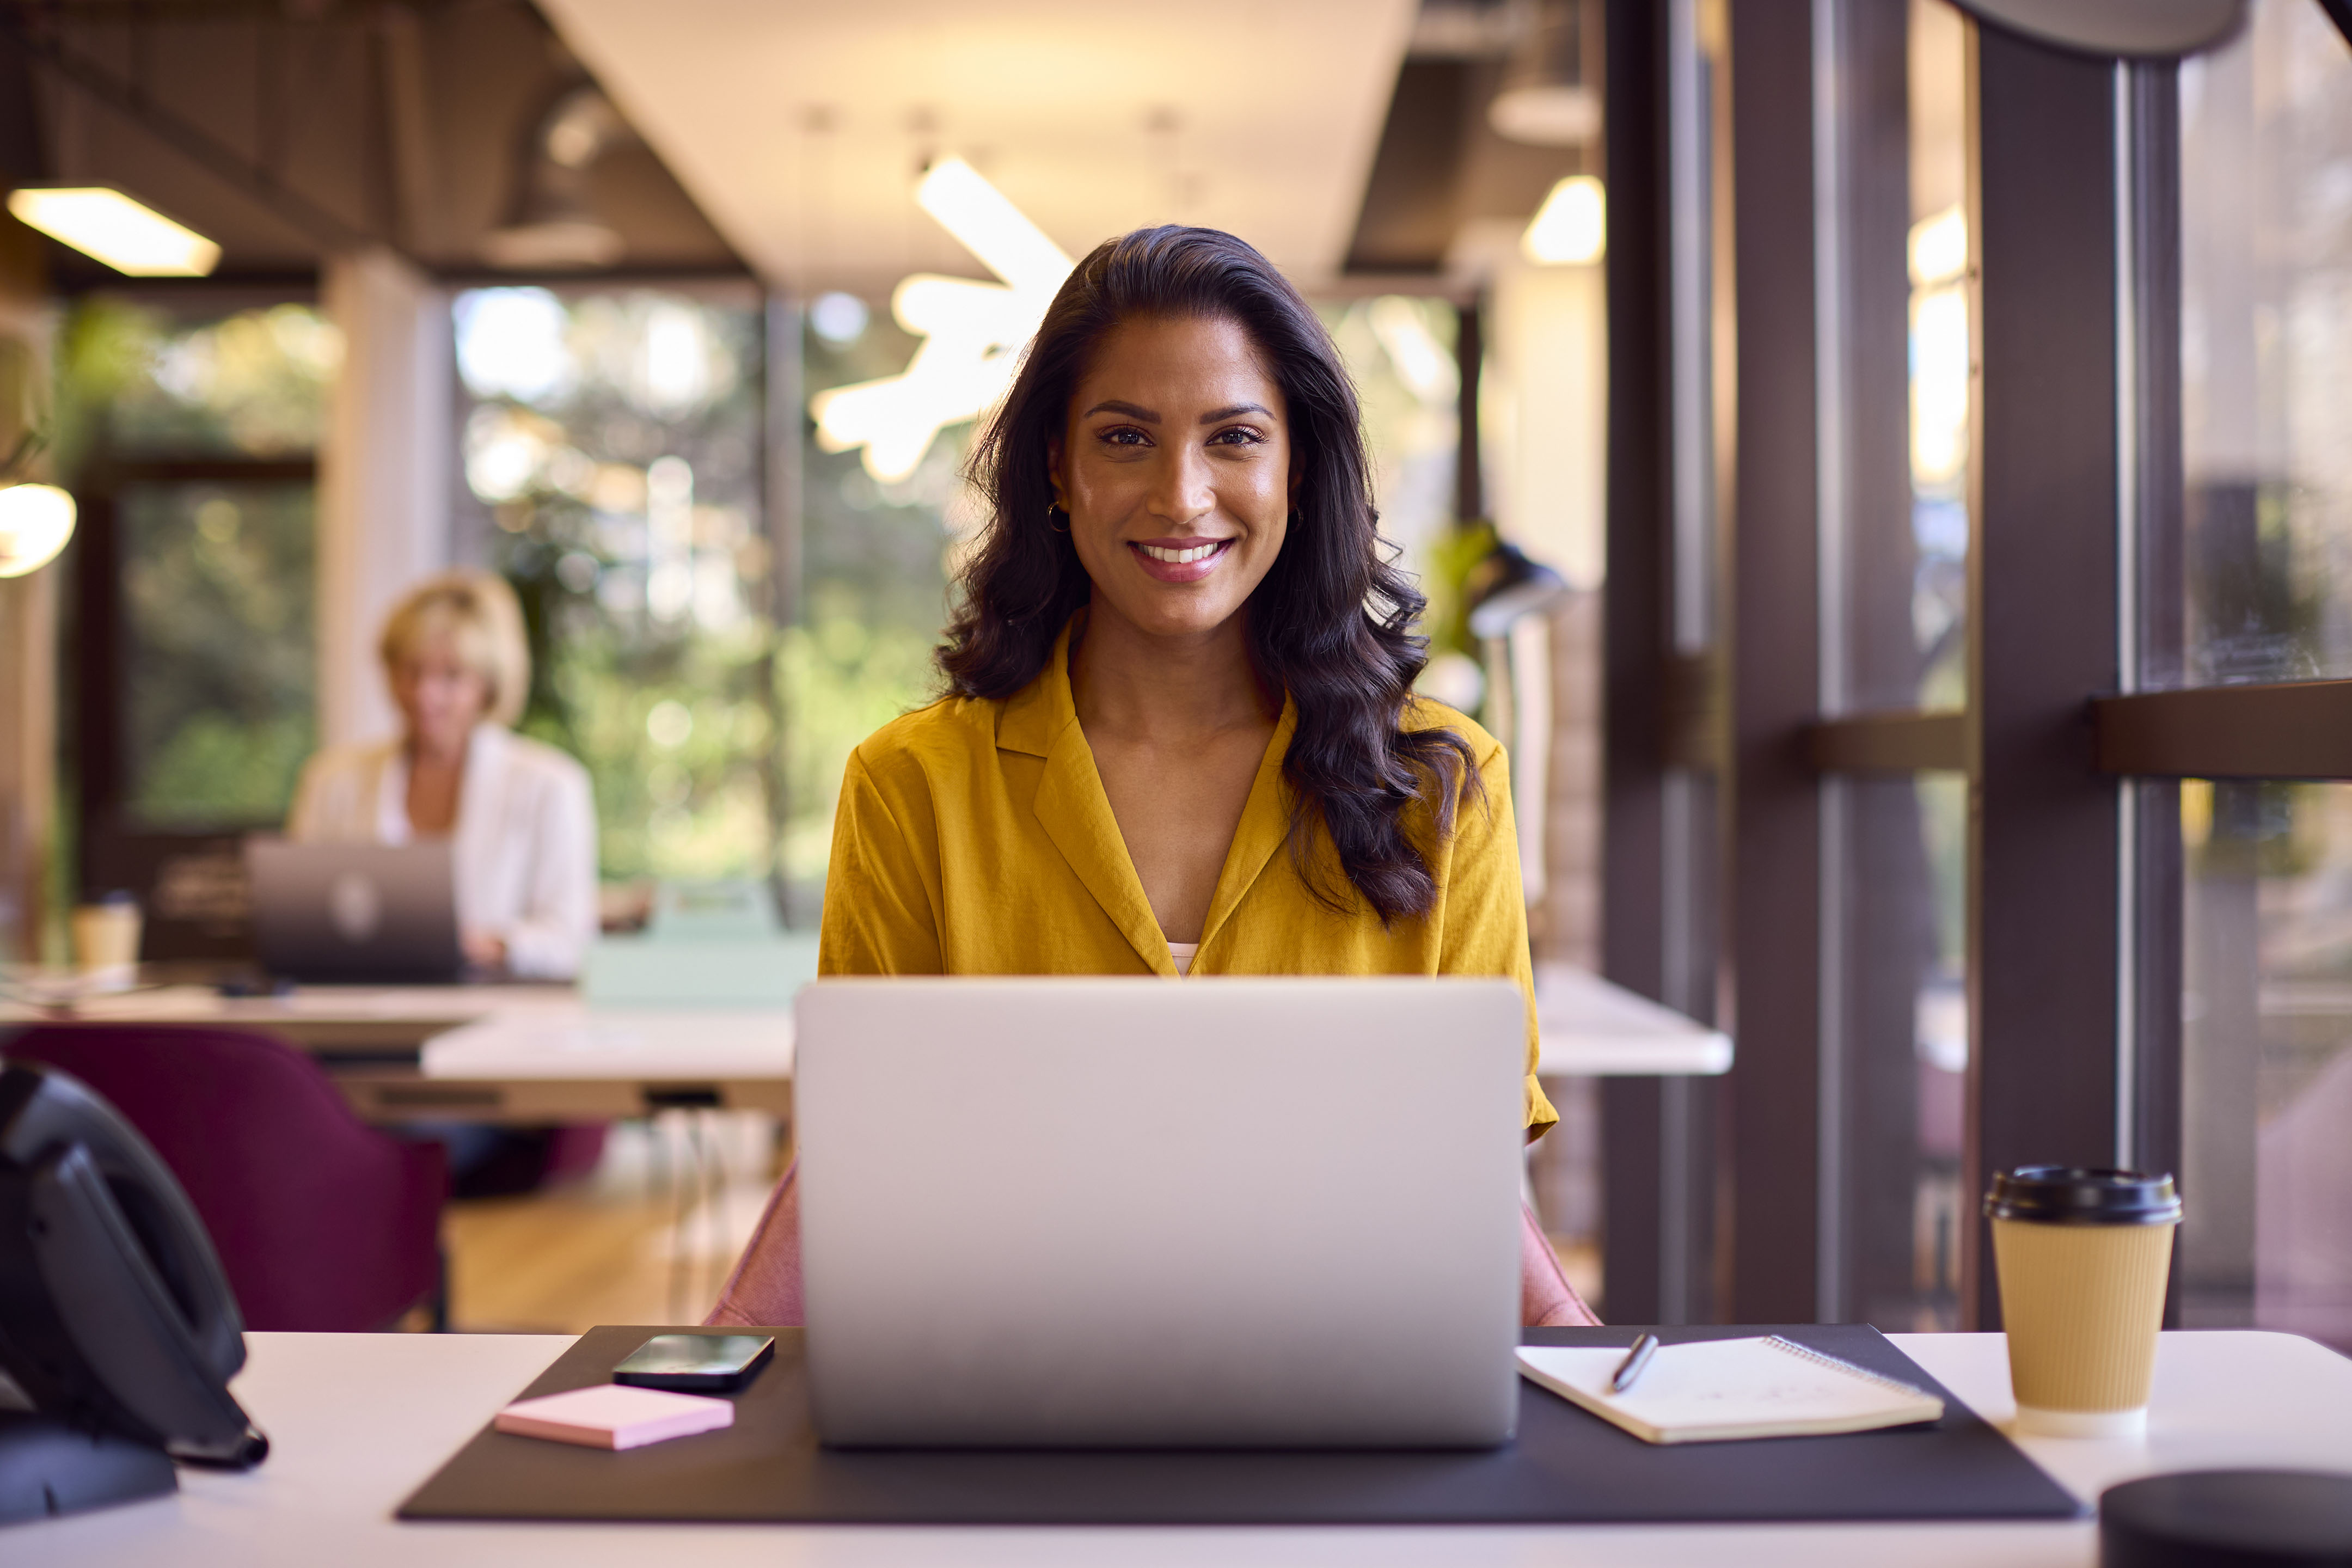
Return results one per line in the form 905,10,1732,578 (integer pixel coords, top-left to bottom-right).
1532,965,1732,1077
3,969,1727,1124
8,1329,2347,1566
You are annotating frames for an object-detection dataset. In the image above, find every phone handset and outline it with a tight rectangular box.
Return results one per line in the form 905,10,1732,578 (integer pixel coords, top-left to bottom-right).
0,1064,266,1468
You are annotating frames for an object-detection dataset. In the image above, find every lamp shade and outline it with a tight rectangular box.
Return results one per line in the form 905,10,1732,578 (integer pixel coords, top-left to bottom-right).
1466,542,1572,639
1949,0,2246,58
0,483,76,579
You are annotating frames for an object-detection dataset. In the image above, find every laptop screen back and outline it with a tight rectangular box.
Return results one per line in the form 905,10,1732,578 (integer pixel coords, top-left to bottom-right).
245,838,464,983
795,976,1527,1450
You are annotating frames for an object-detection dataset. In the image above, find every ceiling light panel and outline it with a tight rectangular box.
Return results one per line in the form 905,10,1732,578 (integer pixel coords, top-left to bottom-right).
6,187,222,277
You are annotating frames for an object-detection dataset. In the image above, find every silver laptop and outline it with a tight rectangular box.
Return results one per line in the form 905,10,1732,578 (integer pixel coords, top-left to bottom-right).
795,976,1528,1449
244,838,464,983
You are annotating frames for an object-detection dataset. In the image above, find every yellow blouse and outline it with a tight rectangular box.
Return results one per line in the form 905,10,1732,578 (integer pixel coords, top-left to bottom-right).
817,621,1557,1134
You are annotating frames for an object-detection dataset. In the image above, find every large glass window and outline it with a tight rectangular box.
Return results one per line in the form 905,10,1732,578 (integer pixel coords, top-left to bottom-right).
2178,0,2352,687
58,299,337,830
61,301,338,465
119,481,316,825
2182,780,2352,1347
2173,1,2352,1349
452,285,769,890
785,296,960,920
1814,0,1975,1333
1829,0,1972,717
1904,0,1971,712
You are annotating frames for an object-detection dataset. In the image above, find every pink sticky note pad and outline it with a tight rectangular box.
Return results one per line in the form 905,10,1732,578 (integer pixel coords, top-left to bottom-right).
494,1383,733,1450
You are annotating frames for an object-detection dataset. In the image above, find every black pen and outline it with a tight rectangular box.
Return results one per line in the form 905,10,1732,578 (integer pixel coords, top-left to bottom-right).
1610,1332,1661,1393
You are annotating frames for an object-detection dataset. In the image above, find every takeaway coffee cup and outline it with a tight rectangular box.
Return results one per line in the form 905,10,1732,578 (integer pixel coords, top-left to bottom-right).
1986,1166,2182,1438
70,891,143,989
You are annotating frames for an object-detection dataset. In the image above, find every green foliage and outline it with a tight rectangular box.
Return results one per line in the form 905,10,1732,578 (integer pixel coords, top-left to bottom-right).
457,289,774,886
136,711,315,826
55,299,338,473
51,299,332,830
1423,519,1499,661
120,483,317,828
786,310,959,905
778,593,940,884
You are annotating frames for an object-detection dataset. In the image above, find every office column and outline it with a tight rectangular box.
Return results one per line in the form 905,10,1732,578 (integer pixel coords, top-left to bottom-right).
1601,0,1673,1325
318,248,454,750
1722,0,1828,1324
1966,30,2127,1327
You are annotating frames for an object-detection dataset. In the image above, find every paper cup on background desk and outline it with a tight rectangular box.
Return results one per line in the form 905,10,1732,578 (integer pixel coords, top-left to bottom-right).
70,893,143,990
1986,1166,2180,1438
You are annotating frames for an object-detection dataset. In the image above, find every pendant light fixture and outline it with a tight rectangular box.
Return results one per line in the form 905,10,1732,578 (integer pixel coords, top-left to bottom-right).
483,85,628,271
810,157,1073,483
1488,0,1601,148
1947,0,2246,57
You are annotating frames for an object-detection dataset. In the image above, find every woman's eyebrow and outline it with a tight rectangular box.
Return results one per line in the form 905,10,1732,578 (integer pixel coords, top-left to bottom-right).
1084,399,1159,422
1200,402,1271,423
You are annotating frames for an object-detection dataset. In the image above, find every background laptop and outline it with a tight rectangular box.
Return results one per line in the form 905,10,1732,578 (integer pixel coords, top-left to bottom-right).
244,839,464,984
795,976,1528,1450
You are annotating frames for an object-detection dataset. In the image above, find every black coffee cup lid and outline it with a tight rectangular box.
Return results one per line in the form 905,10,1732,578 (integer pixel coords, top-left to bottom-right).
2103,1470,2352,1565
1983,1166,2182,1225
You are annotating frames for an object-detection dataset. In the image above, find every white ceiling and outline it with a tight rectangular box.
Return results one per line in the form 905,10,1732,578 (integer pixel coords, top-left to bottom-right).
535,0,1417,296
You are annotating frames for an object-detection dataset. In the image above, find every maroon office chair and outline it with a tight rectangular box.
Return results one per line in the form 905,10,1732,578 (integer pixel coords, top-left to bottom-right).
0,1025,448,1332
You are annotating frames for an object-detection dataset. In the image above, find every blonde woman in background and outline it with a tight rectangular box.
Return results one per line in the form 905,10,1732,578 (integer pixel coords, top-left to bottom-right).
289,570,598,981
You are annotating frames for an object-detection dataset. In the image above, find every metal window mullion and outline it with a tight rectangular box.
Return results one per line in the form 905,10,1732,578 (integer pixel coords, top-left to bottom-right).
2114,60,2142,1171
1810,0,1853,1328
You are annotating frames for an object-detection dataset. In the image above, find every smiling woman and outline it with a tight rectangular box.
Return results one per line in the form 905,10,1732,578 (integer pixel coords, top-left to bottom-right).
708,226,1598,1332
945,227,1482,931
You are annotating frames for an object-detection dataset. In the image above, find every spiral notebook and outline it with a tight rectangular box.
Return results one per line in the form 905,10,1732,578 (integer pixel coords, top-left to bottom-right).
1516,1335,1946,1445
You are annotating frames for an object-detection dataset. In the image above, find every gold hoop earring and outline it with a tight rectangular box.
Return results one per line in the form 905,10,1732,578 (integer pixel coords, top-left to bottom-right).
1046,503,1069,534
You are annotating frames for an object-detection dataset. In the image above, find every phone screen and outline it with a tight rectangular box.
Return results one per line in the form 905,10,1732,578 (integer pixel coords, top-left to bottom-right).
612,1333,775,1389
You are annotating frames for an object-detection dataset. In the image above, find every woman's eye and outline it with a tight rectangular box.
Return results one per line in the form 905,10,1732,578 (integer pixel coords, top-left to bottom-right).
1208,426,1265,447
1098,426,1150,447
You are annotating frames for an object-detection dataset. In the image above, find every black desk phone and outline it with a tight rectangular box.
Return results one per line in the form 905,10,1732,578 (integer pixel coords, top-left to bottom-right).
0,1058,267,1524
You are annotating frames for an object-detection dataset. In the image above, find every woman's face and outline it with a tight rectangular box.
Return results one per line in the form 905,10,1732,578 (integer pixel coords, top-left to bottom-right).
1051,314,1293,643
392,636,491,757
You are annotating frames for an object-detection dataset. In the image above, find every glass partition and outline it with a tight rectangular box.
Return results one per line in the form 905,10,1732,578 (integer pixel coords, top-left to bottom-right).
2177,0,2352,687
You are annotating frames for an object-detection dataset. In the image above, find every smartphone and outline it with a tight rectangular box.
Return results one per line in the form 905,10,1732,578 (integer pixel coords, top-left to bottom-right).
611,1333,775,1392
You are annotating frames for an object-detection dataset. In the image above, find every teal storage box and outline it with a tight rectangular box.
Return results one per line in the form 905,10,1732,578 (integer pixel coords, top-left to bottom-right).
581,881,817,1008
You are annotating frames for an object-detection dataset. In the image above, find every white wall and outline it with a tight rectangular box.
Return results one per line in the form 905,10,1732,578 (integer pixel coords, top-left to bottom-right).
1484,255,1608,589
1455,230,1610,961
318,249,455,750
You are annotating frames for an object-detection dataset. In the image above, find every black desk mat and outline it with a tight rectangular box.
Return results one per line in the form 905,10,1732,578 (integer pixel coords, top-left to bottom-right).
397,1324,2082,1526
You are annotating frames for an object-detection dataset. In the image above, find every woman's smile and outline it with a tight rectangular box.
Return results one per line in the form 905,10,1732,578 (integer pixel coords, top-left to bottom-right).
1128,535,1236,581
1050,315,1293,641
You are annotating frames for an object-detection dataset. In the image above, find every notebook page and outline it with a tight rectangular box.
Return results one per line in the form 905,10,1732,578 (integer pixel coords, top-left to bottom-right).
1516,1337,1944,1443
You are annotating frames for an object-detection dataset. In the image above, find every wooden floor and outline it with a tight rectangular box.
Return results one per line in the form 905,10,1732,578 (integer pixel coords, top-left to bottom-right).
442,1112,782,1333
439,1116,1607,1333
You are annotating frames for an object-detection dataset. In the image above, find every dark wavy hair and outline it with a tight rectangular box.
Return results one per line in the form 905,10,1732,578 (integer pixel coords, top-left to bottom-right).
939,224,1479,924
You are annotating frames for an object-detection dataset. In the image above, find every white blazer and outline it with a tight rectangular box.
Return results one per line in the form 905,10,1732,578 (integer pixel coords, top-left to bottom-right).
286,724,598,981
